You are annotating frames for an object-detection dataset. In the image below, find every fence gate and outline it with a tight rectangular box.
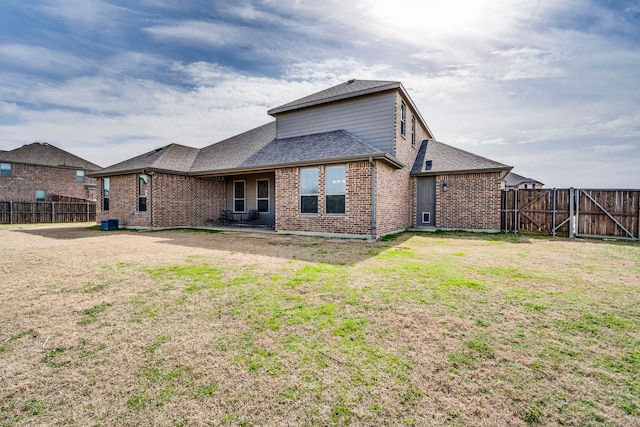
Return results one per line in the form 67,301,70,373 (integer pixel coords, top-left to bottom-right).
502,188,639,241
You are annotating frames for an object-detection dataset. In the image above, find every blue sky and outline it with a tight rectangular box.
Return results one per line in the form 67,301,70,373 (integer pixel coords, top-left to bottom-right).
0,0,638,187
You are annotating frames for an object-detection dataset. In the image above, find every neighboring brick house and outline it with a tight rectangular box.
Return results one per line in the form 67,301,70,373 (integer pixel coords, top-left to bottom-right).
0,142,101,202
90,80,512,237
502,171,544,189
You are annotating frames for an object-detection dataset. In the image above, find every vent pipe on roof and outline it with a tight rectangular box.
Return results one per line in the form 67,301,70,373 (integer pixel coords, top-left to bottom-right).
346,79,356,84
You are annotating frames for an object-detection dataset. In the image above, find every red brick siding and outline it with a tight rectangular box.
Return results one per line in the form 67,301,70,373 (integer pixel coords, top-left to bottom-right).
152,174,225,227
0,163,97,202
96,173,225,227
435,172,503,230
275,162,373,235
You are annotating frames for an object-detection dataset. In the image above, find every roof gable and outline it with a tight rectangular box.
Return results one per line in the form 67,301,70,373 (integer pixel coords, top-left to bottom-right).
0,142,101,170
412,139,511,176
268,80,401,116
504,172,544,186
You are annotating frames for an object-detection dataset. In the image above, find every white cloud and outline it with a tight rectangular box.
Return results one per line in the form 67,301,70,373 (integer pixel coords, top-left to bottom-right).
0,44,90,74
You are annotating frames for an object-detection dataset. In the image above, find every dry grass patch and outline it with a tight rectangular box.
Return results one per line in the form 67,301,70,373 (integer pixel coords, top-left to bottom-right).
0,224,639,426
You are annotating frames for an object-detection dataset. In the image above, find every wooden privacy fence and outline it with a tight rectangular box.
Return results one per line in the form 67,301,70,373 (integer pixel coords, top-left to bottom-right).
502,188,640,240
0,201,96,224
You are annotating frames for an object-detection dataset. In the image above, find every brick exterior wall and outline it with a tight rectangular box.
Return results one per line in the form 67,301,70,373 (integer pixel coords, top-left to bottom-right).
435,172,503,230
96,172,225,228
0,162,97,202
275,162,373,236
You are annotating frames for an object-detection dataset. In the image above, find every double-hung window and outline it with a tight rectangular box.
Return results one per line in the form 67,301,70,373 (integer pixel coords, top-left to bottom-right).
233,180,245,212
300,168,318,214
76,170,85,182
256,179,269,213
138,174,148,212
325,165,346,214
102,178,110,211
0,163,11,176
35,189,45,202
400,102,406,136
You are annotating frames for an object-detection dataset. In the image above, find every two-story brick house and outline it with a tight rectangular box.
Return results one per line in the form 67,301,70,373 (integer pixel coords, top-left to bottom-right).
90,80,511,238
0,142,101,202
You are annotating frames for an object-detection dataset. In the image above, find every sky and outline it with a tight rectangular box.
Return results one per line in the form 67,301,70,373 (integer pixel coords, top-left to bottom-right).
0,0,638,188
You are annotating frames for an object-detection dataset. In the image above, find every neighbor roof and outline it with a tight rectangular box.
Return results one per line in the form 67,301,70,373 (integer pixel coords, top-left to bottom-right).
504,171,544,186
0,142,101,170
411,139,511,176
89,143,200,177
268,79,434,139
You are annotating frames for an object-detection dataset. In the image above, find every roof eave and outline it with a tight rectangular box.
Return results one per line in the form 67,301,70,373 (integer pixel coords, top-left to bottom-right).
411,166,513,177
191,153,405,177
88,167,190,178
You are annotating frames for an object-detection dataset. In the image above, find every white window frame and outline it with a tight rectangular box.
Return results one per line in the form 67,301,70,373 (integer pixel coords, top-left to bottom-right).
400,102,406,136
411,116,416,147
35,189,45,202
300,167,319,214
256,178,269,213
138,174,148,212
76,170,85,182
0,162,11,177
233,180,246,213
102,178,110,211
325,165,346,215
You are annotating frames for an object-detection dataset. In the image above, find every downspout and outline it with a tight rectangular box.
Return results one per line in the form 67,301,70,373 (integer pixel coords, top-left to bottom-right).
369,156,377,239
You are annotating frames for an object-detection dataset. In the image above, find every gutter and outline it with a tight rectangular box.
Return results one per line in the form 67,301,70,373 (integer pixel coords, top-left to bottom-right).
369,156,377,239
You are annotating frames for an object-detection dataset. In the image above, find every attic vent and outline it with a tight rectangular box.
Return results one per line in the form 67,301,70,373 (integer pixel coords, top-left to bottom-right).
425,160,433,170
154,147,163,152
346,79,356,84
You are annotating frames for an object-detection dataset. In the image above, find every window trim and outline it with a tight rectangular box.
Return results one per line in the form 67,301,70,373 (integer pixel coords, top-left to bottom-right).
411,115,416,147
35,189,45,202
300,167,319,214
256,178,270,213
76,170,85,182
138,174,148,212
400,101,406,137
233,180,246,213
102,178,110,211
325,165,346,215
0,162,11,177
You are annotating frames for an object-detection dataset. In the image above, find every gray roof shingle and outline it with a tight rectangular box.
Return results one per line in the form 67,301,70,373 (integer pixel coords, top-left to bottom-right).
90,143,200,177
0,142,101,170
190,122,402,175
268,79,401,115
411,139,511,175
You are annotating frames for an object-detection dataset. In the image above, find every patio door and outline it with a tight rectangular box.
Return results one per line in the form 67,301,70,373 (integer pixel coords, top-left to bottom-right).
416,177,435,226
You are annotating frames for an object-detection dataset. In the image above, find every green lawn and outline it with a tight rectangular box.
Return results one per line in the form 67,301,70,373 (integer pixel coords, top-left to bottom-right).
1,227,639,426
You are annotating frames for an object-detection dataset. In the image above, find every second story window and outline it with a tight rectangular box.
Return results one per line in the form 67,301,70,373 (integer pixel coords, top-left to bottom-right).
138,174,148,212
300,167,318,214
411,116,416,147
0,162,11,177
103,178,110,211
35,189,45,202
400,102,406,136
76,170,85,182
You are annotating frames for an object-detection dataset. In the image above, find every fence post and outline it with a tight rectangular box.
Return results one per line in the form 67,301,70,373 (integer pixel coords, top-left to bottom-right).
552,188,557,237
52,201,55,223
569,187,575,238
10,201,13,225
86,202,89,222
514,188,519,234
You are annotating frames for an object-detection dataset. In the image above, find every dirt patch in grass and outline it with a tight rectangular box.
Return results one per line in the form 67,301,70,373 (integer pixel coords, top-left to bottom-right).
1,223,639,426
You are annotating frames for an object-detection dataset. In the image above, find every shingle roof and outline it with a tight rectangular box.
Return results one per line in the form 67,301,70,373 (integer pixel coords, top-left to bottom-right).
268,79,401,115
89,143,200,177
411,139,511,176
0,142,101,170
190,123,402,175
190,122,276,173
504,171,544,186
